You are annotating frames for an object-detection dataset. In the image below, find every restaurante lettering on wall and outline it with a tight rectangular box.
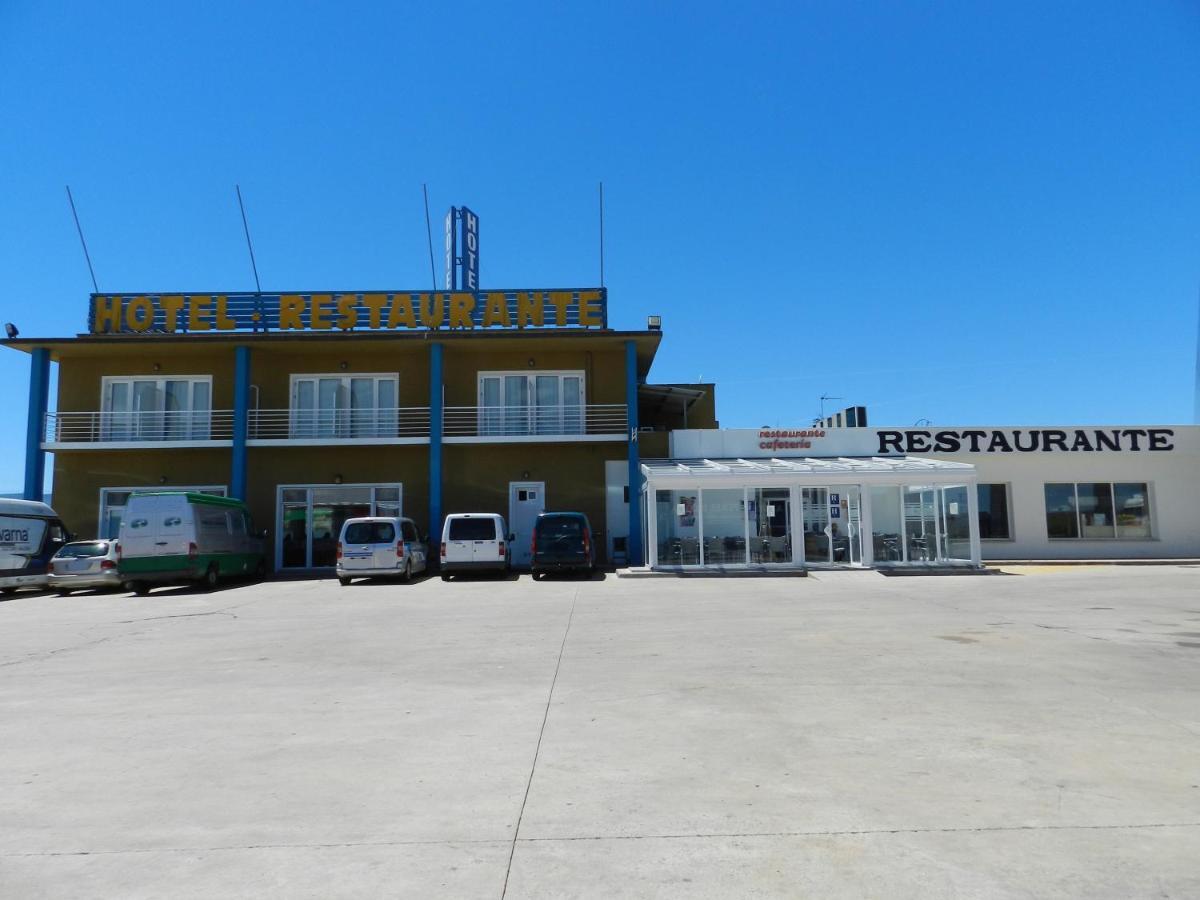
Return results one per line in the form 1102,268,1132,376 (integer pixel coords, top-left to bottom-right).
876,429,1176,454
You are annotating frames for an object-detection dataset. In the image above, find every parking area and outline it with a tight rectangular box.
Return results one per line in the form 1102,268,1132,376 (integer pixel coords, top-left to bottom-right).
2,566,1199,898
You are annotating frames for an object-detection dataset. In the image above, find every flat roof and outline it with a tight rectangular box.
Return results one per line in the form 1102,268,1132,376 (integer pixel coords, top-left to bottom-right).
642,456,976,481
1,328,663,372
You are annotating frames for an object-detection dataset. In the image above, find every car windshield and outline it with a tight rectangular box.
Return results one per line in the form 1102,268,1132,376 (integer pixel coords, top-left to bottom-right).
536,517,584,538
344,522,395,544
449,518,496,541
56,542,109,558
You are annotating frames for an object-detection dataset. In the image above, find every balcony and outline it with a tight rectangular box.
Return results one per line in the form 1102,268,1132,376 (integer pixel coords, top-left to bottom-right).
443,404,627,443
44,410,236,447
248,408,430,445
44,404,627,448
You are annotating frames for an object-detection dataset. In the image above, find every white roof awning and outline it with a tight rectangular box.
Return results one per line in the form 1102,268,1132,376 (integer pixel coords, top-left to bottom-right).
641,455,975,485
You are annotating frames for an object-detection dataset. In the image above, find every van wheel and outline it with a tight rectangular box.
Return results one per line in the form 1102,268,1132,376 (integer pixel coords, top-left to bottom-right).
440,573,451,582
338,577,351,587
254,559,267,580
400,560,412,583
56,589,72,597
202,564,219,590
1,587,16,596
131,582,151,596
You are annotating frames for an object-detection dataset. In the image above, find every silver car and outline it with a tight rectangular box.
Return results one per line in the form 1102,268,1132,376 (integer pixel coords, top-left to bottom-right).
48,540,122,595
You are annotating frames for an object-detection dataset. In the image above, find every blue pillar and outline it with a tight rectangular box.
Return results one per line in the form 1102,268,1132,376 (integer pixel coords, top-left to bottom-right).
23,348,50,502
231,346,251,500
429,342,444,546
625,339,643,567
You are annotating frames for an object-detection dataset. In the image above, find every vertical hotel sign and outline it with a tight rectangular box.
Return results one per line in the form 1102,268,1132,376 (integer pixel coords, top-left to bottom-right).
444,206,479,290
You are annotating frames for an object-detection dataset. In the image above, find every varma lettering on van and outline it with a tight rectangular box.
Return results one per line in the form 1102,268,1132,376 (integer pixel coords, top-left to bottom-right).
117,492,266,595
1,498,71,593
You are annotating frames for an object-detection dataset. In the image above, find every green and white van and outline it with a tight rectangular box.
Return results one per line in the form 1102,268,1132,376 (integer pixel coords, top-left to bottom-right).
117,492,266,595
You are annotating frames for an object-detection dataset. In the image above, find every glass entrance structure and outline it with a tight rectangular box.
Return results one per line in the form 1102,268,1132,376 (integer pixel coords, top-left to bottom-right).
641,457,981,569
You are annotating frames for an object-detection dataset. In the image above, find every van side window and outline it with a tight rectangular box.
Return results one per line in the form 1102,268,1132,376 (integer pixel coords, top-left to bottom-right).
130,518,149,529
48,524,68,543
228,512,246,536
164,516,182,527
197,506,227,534
401,521,418,542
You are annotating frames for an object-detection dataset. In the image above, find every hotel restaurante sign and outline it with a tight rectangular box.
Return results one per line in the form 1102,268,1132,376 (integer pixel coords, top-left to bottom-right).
88,289,607,334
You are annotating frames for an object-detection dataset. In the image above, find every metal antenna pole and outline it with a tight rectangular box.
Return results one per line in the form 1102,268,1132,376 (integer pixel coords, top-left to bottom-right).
65,186,99,293
423,184,437,291
235,185,262,293
599,181,605,288
819,393,842,422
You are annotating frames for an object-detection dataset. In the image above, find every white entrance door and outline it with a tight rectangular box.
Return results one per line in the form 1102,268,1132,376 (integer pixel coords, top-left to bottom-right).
508,482,545,568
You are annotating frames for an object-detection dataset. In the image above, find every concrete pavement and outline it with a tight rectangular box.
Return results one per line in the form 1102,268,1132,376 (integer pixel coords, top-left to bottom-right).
1,566,1198,898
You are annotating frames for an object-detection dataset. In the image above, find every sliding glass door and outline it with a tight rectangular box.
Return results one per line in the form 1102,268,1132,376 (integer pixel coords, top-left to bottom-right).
478,372,584,436
291,375,398,438
101,377,211,440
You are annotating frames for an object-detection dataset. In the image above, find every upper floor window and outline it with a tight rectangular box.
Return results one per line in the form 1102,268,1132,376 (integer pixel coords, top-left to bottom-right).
290,374,398,438
478,371,584,436
101,377,211,441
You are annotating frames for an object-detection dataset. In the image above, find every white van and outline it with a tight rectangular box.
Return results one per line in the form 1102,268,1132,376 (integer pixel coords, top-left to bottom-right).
0,499,71,594
118,492,266,595
439,513,510,580
336,516,428,585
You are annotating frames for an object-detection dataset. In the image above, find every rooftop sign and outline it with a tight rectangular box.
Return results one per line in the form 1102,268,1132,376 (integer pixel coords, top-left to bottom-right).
87,289,607,335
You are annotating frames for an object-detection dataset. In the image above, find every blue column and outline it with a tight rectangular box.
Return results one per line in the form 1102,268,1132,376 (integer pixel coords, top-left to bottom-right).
23,348,50,501
231,346,251,500
625,339,643,567
429,342,444,545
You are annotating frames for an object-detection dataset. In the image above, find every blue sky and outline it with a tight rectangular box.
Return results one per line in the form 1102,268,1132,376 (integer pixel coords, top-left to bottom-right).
1,1,1198,490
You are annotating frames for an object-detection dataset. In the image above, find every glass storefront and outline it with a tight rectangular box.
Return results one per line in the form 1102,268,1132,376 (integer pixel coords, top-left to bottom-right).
643,461,980,569
278,483,402,569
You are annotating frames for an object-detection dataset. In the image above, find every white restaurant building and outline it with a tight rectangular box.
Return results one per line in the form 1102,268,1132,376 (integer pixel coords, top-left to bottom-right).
631,424,1199,570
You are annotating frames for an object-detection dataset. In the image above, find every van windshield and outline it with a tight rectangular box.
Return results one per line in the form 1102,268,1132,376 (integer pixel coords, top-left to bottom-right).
536,517,584,538
449,518,496,541
344,522,395,544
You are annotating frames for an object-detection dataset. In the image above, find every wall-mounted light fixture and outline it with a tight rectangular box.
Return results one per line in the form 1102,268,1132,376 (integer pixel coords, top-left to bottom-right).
521,470,530,480
153,362,162,372
334,473,343,484
4,322,19,339
527,358,535,368
339,361,348,370
647,315,662,331
159,475,168,484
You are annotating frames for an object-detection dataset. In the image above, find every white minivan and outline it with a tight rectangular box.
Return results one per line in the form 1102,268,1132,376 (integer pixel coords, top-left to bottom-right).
439,513,510,580
336,516,428,585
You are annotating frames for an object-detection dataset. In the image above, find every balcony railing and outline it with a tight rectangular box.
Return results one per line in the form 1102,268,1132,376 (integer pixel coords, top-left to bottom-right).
249,408,430,440
444,404,627,439
44,404,627,445
45,410,235,443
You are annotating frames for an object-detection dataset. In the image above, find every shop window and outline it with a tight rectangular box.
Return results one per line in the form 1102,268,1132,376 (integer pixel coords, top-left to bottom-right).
100,376,211,441
1043,482,1152,540
290,374,399,438
977,484,1012,540
478,371,584,436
